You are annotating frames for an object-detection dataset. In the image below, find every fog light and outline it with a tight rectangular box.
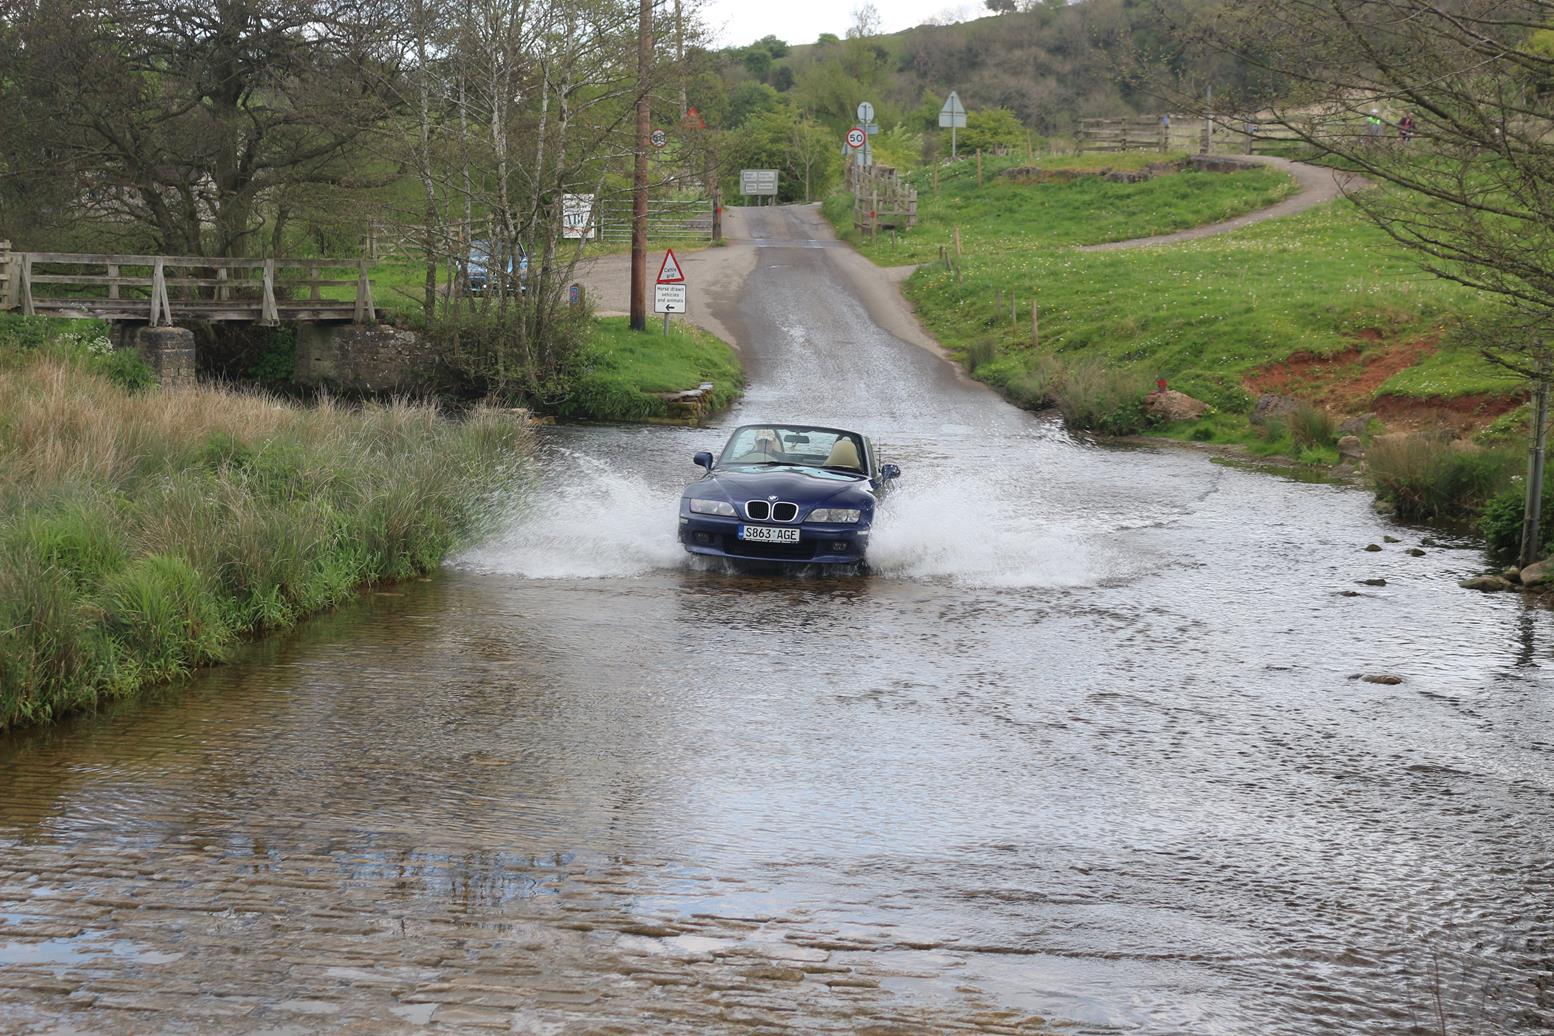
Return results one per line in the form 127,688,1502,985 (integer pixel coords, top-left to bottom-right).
830,541,850,552
693,532,713,545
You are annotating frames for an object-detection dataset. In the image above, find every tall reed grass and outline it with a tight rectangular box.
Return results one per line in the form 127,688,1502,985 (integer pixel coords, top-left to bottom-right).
0,352,527,730
1366,434,1518,521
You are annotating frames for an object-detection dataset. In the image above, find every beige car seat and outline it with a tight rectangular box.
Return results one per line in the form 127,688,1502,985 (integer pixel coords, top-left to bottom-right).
824,438,862,471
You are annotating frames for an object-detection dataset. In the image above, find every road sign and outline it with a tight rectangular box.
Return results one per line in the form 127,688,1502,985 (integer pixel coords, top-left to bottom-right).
656,249,685,284
846,126,866,149
938,90,967,129
561,193,595,239
739,168,778,196
650,129,667,149
857,101,875,124
654,283,686,314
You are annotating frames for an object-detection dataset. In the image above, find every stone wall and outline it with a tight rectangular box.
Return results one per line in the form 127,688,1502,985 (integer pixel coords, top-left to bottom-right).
295,323,423,392
132,326,197,388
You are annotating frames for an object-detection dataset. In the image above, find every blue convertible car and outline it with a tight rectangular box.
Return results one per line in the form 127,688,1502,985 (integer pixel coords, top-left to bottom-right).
678,423,900,565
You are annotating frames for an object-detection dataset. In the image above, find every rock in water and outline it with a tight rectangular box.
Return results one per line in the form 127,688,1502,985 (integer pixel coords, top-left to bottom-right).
1363,543,1383,552
1460,576,1515,592
1362,674,1404,685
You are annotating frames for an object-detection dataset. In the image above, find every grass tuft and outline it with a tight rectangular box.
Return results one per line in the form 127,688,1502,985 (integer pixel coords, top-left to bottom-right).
1367,435,1518,520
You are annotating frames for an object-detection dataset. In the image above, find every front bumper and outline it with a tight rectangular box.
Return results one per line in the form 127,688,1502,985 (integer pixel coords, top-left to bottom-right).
679,514,868,565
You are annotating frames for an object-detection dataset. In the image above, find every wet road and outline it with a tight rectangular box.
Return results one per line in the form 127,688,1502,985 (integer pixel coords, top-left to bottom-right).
4,205,1554,1034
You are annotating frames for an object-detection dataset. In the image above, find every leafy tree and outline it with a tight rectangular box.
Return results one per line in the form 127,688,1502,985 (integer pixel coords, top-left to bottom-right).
959,108,1027,151
739,45,772,80
755,35,790,59
986,0,1019,12
771,65,796,92
817,32,841,45
721,108,838,202
727,82,783,128
870,124,925,170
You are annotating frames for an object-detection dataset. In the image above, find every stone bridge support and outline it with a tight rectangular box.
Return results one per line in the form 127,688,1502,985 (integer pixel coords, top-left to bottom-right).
124,324,197,387
295,323,423,392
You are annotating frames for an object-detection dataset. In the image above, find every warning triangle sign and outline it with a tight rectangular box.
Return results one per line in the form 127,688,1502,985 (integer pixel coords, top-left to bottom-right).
656,249,685,284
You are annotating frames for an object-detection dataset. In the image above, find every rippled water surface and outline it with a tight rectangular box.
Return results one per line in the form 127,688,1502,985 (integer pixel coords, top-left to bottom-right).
3,207,1553,1034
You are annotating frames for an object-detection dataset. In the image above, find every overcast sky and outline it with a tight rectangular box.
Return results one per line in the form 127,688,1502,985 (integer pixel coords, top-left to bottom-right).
699,0,981,49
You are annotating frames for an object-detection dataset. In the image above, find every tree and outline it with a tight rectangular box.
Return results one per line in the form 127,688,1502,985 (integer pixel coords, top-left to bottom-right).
721,108,837,202
960,107,1027,151
847,3,882,40
0,0,402,256
985,0,1019,12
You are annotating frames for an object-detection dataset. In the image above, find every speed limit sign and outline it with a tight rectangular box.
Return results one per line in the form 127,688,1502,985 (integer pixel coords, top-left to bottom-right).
650,129,667,149
846,126,866,149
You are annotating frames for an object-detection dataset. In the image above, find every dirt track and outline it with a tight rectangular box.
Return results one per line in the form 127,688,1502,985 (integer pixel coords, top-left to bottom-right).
1077,155,1362,252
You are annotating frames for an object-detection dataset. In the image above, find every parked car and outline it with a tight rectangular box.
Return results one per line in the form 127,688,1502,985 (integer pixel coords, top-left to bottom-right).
678,423,901,566
466,240,528,295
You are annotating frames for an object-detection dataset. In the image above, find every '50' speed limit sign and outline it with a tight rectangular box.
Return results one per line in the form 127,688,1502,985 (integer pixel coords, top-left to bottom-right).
846,126,866,149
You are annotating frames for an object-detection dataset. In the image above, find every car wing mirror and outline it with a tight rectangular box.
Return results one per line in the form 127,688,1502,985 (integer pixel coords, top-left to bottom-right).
880,463,901,482
693,451,714,471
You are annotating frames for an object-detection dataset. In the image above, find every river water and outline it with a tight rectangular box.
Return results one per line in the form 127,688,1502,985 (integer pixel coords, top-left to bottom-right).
2,207,1552,1034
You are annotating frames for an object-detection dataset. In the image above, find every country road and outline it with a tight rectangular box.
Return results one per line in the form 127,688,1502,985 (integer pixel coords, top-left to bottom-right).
2,205,1551,1035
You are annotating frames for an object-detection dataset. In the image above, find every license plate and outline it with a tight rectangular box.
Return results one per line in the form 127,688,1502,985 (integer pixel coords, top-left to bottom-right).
739,525,800,544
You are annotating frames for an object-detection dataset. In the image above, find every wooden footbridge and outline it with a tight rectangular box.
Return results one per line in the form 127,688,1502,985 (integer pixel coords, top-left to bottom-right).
0,246,375,326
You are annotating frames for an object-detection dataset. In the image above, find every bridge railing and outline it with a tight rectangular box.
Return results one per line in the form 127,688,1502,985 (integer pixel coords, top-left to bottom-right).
0,250,375,326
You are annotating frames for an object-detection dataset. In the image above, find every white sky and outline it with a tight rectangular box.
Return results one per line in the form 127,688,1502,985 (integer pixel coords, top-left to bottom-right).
699,0,981,49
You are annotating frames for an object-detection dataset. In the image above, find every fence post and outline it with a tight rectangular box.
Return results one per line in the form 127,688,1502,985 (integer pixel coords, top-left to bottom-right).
107,262,120,301
355,259,376,323
261,259,279,325
20,253,35,316
953,225,963,257
216,266,229,302
148,258,165,325
1031,300,1039,348
976,149,983,188
0,241,14,310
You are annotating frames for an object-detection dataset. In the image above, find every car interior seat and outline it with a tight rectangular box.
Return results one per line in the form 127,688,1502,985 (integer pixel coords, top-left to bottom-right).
824,438,862,471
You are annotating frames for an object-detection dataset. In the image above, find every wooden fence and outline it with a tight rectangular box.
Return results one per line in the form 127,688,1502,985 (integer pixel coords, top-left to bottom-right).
0,248,374,326
1078,117,1171,154
848,164,918,235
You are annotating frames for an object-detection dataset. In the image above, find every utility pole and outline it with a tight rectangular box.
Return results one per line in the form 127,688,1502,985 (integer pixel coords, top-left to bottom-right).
630,0,652,332
675,0,686,121
1522,367,1551,567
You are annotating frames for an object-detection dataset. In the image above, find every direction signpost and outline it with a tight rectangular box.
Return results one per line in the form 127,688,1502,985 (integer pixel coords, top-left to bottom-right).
856,101,878,168
939,90,967,159
655,249,686,333
739,168,779,204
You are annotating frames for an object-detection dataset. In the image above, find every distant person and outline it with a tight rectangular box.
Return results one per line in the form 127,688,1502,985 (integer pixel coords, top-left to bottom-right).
1365,109,1384,142
1398,112,1416,143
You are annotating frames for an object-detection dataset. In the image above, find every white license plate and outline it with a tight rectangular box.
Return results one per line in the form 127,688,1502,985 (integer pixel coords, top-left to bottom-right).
739,525,800,544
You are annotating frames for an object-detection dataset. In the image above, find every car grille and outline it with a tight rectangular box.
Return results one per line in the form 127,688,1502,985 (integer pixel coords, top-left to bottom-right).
719,535,815,561
743,500,799,523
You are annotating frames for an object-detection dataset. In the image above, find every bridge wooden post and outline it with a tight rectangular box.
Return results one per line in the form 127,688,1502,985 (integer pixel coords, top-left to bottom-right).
21,254,36,317
354,259,375,323
148,258,172,326
260,259,279,325
0,241,14,311
108,262,120,301
216,266,229,302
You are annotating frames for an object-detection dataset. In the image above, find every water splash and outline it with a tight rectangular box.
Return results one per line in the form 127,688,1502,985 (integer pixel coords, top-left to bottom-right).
867,469,1099,588
454,449,685,579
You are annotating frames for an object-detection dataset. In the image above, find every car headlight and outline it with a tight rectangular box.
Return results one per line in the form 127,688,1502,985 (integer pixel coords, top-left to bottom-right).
689,498,736,516
807,508,862,523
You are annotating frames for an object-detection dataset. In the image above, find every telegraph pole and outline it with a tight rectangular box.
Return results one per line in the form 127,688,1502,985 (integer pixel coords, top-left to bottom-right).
630,0,652,331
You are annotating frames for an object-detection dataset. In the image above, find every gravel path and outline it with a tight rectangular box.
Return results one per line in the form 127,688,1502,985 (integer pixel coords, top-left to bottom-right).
1077,155,1362,252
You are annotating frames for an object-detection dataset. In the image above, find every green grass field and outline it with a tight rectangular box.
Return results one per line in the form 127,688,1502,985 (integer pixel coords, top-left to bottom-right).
824,157,1510,452
824,153,1298,265
554,316,744,422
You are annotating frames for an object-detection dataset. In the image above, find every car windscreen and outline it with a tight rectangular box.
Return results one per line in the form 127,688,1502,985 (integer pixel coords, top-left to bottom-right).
718,426,867,473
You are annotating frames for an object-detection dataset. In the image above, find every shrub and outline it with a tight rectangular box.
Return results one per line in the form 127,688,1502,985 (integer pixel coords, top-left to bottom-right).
1479,480,1554,560
1289,404,1338,449
1053,358,1154,436
966,337,998,373
1368,435,1519,520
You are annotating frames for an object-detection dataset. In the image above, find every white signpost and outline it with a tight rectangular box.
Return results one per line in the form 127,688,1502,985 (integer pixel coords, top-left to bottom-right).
939,90,967,159
655,249,686,331
739,168,779,200
561,193,596,239
855,101,879,168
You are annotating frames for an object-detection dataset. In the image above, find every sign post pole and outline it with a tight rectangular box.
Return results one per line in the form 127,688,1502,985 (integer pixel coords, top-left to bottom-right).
939,91,967,160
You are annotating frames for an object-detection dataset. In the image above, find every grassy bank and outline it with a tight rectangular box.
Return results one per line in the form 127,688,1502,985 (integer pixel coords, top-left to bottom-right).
823,152,1298,264
0,319,526,730
554,316,743,422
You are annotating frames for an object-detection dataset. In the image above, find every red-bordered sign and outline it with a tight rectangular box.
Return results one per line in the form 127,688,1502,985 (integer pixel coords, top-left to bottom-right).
846,126,866,149
656,249,685,284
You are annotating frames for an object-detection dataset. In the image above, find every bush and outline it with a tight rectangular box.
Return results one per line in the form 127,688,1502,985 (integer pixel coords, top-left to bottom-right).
1368,434,1519,520
1053,358,1154,436
966,337,998,373
1289,404,1338,449
1479,480,1554,560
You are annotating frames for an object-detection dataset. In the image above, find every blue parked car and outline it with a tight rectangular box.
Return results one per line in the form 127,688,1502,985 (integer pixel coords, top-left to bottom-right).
467,240,528,295
679,423,901,565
